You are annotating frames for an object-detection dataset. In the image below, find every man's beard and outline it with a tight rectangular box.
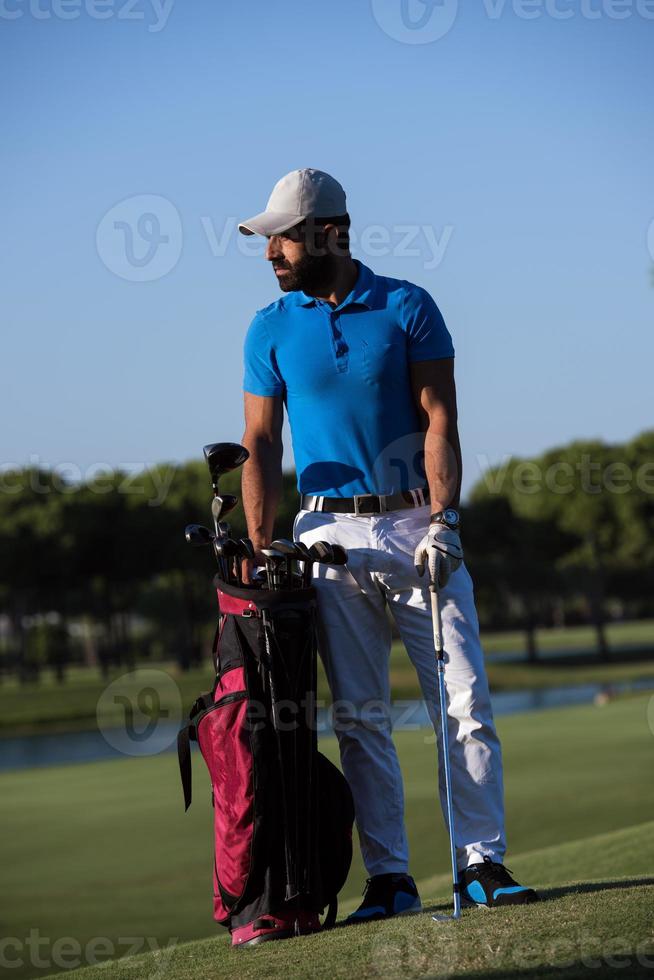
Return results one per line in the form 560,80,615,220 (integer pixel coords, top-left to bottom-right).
272,251,337,294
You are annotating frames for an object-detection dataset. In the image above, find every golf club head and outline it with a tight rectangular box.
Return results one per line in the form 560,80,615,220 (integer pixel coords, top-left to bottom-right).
270,539,302,559
238,538,255,560
261,548,285,563
293,541,312,561
214,538,240,559
432,910,461,922
261,547,286,589
211,494,238,524
184,524,214,547
309,541,348,565
432,895,462,922
203,443,249,486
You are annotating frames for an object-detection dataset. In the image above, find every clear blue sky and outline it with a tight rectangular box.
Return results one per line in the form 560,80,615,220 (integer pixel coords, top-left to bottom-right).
2,0,653,498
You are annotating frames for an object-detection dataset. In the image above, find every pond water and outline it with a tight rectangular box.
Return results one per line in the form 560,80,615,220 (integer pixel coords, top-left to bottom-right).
2,678,653,772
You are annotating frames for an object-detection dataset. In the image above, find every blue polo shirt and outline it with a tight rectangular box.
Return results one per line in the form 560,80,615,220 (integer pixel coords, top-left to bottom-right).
243,261,454,497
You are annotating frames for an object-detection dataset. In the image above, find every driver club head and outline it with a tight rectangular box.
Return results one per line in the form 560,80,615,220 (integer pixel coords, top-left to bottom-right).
184,524,214,547
203,443,249,488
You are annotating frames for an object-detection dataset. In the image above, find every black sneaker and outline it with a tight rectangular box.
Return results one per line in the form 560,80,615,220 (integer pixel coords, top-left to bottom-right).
345,873,422,924
460,857,539,907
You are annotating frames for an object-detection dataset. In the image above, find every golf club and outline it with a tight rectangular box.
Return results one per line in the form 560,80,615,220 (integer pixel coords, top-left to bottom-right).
308,541,348,566
203,442,249,491
214,538,241,586
430,583,462,923
293,541,314,588
261,548,286,591
202,444,248,547
236,538,258,588
211,493,238,530
184,524,214,547
271,539,304,589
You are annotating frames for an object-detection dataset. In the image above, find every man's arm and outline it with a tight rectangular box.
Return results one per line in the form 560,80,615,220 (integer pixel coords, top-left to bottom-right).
241,391,284,563
409,357,462,512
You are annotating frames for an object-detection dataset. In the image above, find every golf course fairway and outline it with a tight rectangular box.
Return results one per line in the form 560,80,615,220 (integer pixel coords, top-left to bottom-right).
1,694,652,979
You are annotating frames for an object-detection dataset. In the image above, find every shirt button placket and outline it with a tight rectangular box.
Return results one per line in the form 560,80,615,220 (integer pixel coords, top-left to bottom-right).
331,311,349,374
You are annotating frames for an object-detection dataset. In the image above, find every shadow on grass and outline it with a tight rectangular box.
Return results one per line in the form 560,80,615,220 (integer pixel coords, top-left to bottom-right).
424,875,654,915
459,961,654,980
537,876,654,902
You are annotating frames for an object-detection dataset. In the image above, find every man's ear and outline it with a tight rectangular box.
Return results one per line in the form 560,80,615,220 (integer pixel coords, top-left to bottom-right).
323,223,347,257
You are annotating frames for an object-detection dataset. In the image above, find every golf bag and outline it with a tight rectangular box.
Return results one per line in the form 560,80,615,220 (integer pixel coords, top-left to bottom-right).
177,578,355,946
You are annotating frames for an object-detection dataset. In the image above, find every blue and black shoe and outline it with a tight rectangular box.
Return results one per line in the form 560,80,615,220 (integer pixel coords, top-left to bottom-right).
460,856,539,907
345,873,422,924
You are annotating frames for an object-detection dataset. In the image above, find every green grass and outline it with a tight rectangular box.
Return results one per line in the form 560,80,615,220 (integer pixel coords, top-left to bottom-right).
42,823,654,980
481,617,654,655
1,695,653,979
1,617,653,734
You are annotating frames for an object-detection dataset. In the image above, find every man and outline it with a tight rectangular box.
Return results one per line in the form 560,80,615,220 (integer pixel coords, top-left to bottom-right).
238,169,538,920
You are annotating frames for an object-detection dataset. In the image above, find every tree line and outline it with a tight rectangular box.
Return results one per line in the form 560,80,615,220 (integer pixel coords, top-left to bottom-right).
0,429,652,681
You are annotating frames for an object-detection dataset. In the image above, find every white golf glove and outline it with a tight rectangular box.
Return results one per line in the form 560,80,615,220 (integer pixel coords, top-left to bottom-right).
414,524,463,589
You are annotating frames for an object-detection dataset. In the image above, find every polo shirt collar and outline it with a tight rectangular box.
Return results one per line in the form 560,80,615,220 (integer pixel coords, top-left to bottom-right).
296,261,375,310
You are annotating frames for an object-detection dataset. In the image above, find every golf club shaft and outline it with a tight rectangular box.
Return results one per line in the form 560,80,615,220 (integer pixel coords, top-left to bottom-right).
261,610,297,900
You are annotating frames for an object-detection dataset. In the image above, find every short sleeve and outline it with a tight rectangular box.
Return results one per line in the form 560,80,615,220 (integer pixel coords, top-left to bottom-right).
243,313,285,396
403,285,455,362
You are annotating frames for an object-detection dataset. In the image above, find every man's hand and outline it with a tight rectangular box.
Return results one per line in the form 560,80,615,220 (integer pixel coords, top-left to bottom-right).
414,524,463,589
241,546,268,586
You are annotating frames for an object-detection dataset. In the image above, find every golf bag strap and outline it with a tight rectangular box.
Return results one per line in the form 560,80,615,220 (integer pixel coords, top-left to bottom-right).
177,725,194,812
323,898,338,930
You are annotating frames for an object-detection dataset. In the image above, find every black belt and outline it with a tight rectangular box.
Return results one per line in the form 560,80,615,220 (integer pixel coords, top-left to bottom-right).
300,487,429,515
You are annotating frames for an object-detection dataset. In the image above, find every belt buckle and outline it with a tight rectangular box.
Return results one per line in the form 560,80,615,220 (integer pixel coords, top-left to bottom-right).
353,494,381,515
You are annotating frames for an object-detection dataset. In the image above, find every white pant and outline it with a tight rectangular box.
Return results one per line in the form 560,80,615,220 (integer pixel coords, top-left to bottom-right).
294,504,506,875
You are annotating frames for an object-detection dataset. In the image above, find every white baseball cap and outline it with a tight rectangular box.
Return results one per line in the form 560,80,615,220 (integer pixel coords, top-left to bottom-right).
238,168,347,237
